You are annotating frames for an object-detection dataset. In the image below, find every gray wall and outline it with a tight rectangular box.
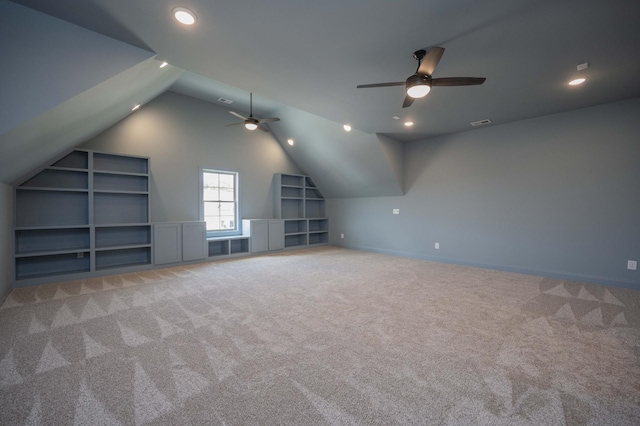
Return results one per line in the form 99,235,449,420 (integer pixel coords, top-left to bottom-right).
81,91,302,223
0,182,12,303
328,98,640,289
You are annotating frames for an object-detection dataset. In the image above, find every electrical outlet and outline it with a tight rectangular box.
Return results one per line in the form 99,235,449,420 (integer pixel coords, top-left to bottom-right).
628,260,637,271
435,242,439,250
393,209,400,215
341,233,344,239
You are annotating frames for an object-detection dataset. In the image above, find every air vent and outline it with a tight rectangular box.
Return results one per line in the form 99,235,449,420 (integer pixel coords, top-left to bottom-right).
470,119,492,127
217,98,233,104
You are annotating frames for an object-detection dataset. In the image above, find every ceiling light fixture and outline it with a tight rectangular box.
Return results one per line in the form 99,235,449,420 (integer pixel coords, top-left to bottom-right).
568,77,586,86
287,139,294,146
159,61,168,68
131,104,141,111
244,120,258,131
406,74,431,98
343,124,352,132
404,121,414,127
173,7,196,25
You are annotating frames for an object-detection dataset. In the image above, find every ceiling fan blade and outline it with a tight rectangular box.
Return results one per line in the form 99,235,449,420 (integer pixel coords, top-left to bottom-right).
418,47,445,76
257,117,280,123
225,122,243,127
357,82,405,88
402,94,415,108
229,111,248,120
431,77,486,86
257,125,270,132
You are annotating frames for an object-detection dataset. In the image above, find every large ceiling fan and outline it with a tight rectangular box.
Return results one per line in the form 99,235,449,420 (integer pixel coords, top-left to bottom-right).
357,47,486,108
227,92,280,131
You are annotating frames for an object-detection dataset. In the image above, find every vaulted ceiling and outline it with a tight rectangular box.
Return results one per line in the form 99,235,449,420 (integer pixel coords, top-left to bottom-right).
2,0,640,196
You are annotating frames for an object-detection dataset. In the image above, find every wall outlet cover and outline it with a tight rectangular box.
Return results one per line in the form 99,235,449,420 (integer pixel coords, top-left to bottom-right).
628,260,637,270
393,209,400,215
435,242,440,250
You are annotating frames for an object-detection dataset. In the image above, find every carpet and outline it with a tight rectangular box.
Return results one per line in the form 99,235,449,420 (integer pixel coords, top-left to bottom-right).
1,247,639,425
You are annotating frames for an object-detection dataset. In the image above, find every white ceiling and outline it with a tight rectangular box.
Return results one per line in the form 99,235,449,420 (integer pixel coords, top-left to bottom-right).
9,0,640,142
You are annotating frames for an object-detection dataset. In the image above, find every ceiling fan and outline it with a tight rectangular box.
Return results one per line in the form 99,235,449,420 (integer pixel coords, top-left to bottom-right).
227,92,280,131
357,47,486,108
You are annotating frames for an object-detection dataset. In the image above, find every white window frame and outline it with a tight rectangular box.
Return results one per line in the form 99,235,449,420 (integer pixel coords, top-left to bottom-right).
199,167,239,236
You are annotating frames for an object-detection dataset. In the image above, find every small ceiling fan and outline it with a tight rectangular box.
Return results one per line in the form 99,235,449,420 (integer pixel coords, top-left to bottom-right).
227,92,280,131
357,47,486,108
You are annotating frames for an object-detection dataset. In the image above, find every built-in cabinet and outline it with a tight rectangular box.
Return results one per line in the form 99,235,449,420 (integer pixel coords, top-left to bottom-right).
13,150,151,286
154,221,209,265
274,173,329,248
243,219,284,253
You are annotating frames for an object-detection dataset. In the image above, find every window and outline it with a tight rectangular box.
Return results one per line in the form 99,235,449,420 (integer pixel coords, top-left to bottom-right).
202,169,238,232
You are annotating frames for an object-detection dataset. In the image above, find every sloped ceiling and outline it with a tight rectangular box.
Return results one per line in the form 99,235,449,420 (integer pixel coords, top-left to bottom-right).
0,1,182,184
3,0,640,196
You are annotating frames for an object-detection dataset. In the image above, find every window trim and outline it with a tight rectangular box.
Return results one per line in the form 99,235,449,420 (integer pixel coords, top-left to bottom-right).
199,167,240,237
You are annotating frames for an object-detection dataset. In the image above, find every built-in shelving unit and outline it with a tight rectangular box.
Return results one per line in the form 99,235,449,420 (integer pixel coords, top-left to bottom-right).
13,150,152,286
274,173,328,249
207,236,250,258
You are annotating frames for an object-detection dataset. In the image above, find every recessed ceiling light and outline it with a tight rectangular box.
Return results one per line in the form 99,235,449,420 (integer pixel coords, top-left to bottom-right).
131,104,141,111
159,61,168,68
287,139,294,146
392,116,400,120
404,121,414,127
568,78,586,86
173,7,196,25
343,124,352,132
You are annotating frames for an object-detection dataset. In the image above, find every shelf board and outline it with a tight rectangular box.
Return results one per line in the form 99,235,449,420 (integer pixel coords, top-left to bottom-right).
47,166,88,172
16,187,88,193
93,170,148,177
15,225,90,231
15,249,89,258
95,223,151,228
95,243,152,251
94,190,148,195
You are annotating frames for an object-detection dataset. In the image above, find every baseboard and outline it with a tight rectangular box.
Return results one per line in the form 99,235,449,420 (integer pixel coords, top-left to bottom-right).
339,243,639,290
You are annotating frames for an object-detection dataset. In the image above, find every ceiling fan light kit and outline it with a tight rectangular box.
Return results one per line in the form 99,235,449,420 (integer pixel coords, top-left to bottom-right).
244,120,258,130
406,74,431,98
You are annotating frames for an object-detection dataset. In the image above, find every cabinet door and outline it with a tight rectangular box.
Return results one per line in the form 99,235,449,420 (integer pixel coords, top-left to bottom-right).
154,223,181,265
268,220,285,251
250,220,268,253
182,222,206,261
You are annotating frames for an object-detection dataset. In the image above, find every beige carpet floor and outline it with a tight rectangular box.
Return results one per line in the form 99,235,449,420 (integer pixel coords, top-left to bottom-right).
1,246,639,425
